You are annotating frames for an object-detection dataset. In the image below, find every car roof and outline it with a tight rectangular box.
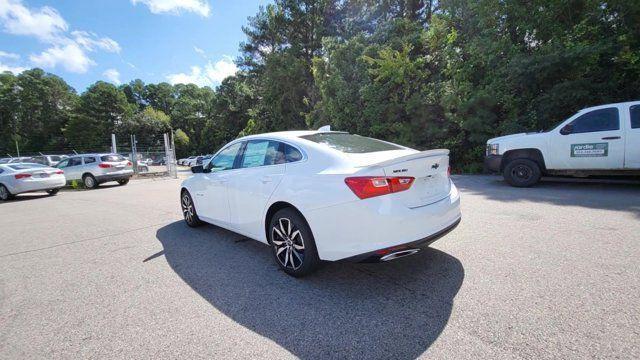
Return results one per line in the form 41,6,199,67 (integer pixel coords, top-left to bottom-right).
67,153,118,158
237,130,348,143
579,100,640,113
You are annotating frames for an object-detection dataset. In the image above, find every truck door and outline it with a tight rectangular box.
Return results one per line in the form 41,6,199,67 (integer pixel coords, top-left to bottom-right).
549,106,625,170
625,104,640,169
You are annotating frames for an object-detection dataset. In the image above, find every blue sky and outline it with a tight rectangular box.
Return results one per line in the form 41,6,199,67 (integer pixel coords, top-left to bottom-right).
0,0,270,92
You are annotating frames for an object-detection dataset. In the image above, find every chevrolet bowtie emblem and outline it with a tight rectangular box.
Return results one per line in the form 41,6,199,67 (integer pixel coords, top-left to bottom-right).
431,163,440,169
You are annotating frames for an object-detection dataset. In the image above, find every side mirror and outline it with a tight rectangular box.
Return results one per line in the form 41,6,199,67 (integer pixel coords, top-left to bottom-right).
560,124,573,135
191,165,204,173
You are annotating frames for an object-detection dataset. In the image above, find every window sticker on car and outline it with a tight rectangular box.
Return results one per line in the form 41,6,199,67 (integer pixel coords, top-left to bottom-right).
571,143,608,157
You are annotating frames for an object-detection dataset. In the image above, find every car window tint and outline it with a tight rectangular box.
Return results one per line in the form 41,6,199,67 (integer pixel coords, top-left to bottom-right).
569,108,619,133
209,142,242,171
68,158,83,166
631,105,640,129
300,133,403,153
56,159,69,168
285,144,303,163
101,155,125,162
84,157,96,164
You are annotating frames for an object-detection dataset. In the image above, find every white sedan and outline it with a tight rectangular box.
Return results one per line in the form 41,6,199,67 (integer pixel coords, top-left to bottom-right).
0,163,66,200
180,130,461,276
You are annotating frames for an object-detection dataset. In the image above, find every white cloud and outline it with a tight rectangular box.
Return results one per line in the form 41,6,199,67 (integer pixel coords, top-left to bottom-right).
0,0,121,74
0,0,67,41
194,46,205,55
204,57,237,83
30,42,94,73
166,56,237,86
72,31,121,53
0,61,25,73
103,68,121,84
131,0,210,17
0,50,19,60
0,49,24,72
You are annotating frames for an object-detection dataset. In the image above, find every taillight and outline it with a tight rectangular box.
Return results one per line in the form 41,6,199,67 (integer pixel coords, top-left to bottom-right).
447,166,451,177
15,173,32,179
344,176,415,199
98,163,112,168
55,170,64,174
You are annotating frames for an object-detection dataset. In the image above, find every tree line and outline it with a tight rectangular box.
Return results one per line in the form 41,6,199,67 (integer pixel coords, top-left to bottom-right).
1,0,639,170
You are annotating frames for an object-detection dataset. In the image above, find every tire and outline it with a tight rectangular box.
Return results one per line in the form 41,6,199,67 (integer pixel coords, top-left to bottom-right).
269,208,321,277
117,178,130,186
46,188,59,196
0,184,14,201
181,190,203,227
82,174,98,189
503,158,541,187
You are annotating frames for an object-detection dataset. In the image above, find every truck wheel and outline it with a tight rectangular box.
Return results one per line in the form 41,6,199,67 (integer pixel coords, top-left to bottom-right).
503,158,541,187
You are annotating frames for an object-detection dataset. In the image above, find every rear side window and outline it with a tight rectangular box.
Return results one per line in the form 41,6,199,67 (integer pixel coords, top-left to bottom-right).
68,158,82,166
568,108,619,133
631,105,640,129
101,155,125,162
300,133,403,153
84,157,96,164
285,144,303,162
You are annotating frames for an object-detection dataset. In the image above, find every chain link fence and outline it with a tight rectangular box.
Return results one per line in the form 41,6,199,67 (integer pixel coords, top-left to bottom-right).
1,133,177,178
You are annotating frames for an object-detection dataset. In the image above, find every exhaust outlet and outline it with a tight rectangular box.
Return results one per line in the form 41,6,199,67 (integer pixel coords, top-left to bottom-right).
379,249,420,262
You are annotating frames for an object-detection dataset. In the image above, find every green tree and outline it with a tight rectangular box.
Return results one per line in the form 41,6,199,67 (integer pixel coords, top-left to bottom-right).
65,81,132,151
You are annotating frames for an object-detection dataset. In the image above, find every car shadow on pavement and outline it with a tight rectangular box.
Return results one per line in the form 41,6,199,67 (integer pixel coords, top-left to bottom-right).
455,175,640,217
155,221,464,359
0,193,51,203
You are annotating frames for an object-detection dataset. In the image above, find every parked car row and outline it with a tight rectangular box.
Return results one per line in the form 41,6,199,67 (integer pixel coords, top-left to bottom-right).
177,155,213,167
0,153,134,201
0,154,68,167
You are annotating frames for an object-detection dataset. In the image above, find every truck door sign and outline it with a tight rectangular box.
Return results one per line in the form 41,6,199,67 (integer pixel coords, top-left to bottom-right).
571,143,608,157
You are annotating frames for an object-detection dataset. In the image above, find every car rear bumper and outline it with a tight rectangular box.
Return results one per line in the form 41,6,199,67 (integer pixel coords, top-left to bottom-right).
8,175,66,194
484,154,502,173
96,170,133,183
305,181,462,261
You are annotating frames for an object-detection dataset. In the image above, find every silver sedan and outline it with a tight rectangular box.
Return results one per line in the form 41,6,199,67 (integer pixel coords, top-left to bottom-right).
0,163,66,200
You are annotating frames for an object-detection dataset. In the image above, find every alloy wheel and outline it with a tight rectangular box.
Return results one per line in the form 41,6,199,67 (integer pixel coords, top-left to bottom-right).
0,185,8,200
181,194,195,224
84,176,95,188
272,218,305,270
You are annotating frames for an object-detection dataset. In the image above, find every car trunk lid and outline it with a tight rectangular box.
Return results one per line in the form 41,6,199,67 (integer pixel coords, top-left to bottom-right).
355,149,451,208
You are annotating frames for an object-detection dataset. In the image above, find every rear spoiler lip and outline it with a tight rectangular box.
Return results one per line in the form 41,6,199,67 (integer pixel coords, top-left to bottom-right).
357,149,449,169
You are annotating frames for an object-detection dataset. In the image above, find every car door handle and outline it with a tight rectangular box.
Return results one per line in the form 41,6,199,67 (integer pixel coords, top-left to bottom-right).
260,176,273,183
602,136,621,140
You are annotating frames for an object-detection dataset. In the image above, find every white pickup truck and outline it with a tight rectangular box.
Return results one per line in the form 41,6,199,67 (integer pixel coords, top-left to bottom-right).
485,101,640,187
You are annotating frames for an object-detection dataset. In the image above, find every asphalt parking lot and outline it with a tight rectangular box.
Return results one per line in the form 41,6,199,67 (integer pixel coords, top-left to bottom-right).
1,175,639,359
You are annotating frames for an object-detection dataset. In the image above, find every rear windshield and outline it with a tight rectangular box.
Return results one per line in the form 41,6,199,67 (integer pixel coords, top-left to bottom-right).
9,164,46,170
300,133,403,153
100,155,126,162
